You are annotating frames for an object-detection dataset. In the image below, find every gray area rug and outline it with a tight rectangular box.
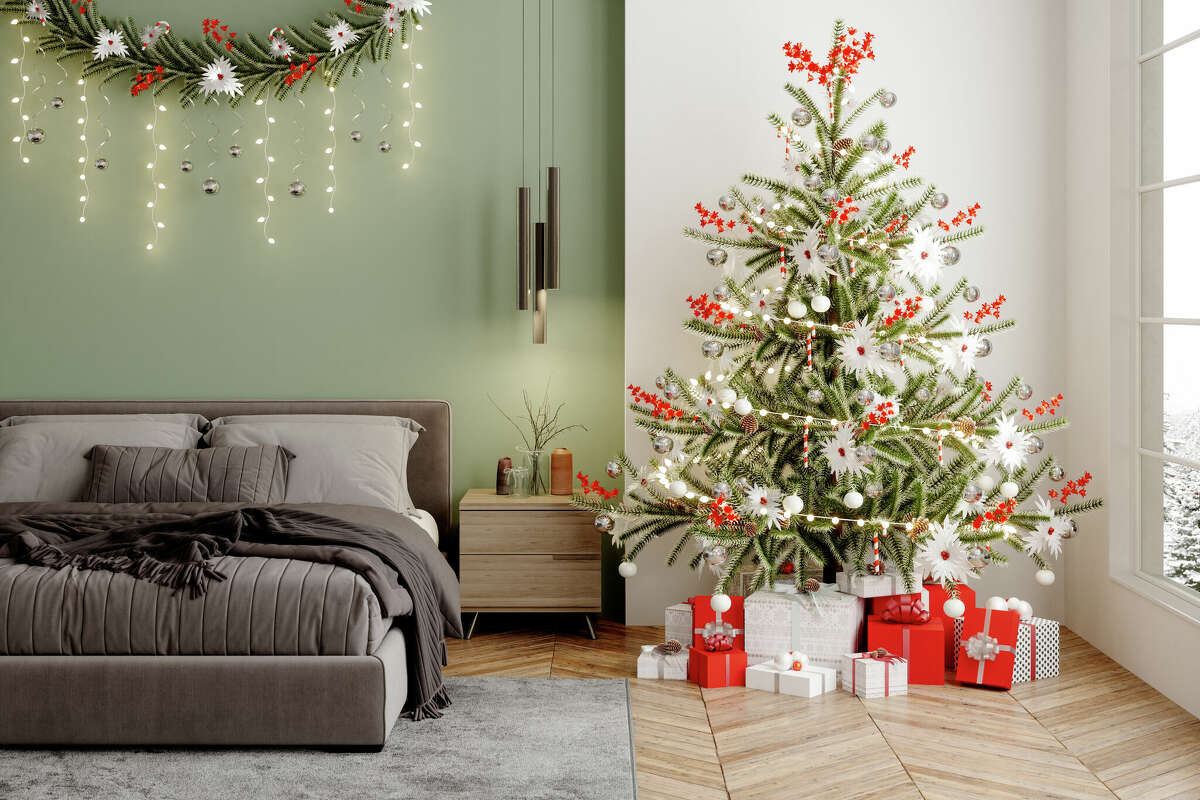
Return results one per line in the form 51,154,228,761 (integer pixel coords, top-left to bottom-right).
0,677,637,800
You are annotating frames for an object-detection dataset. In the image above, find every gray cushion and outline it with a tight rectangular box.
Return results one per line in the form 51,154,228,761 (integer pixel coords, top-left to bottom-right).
83,445,293,504
0,413,210,431
209,413,423,433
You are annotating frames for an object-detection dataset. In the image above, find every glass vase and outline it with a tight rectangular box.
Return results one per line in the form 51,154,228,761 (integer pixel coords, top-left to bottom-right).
504,466,531,498
517,447,548,495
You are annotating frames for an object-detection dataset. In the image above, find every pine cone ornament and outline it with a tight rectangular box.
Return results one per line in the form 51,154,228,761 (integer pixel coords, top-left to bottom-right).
742,520,758,536
834,137,853,152
802,577,820,593
953,416,976,437
656,639,683,655
907,516,931,541
740,414,759,435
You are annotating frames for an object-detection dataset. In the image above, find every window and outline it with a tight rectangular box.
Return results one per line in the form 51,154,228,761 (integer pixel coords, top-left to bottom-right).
1135,1,1200,600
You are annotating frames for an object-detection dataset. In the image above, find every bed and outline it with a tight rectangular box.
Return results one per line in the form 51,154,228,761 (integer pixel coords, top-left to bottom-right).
0,400,457,750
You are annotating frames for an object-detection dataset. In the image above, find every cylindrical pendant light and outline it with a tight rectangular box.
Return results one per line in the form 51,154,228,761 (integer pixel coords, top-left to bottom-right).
546,166,560,289
533,221,547,344
517,186,531,310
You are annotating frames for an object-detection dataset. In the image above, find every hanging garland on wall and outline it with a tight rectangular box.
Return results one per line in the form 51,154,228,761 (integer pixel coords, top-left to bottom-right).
3,0,429,104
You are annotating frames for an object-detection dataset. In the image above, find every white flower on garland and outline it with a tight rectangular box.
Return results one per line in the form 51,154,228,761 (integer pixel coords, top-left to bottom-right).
198,57,244,98
821,423,867,480
692,387,723,421
792,226,831,280
25,1,48,23
269,35,295,60
740,485,782,527
393,0,433,16
890,225,947,285
92,28,129,61
935,320,984,379
954,496,986,519
380,6,403,33
984,413,1032,472
914,517,972,583
1024,497,1067,559
140,23,167,49
326,20,359,54
836,319,885,379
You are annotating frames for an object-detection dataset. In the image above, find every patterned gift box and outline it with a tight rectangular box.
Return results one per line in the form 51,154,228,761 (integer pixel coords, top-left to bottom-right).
691,595,745,652
926,581,977,668
687,647,747,688
841,650,908,699
744,584,865,674
867,587,931,622
866,616,944,685
956,606,1019,689
835,571,919,599
665,601,693,646
1013,617,1060,684
637,645,689,680
745,663,838,697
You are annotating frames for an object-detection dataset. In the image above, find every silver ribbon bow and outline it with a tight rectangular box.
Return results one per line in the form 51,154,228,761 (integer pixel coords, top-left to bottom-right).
965,631,1002,662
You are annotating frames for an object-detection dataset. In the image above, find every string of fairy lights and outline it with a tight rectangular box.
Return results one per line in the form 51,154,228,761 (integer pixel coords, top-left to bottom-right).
9,20,29,164
323,86,336,214
255,97,276,245
144,100,167,251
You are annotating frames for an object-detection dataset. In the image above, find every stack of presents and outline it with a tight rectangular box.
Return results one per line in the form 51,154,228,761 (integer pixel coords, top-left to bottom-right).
637,570,1060,698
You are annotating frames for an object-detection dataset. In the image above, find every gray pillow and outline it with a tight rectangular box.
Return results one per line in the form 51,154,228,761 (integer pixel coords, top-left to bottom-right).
208,414,423,433
83,445,293,504
0,413,210,431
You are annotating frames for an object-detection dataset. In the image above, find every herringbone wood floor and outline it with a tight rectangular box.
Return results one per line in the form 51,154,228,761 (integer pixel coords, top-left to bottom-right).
444,617,1200,800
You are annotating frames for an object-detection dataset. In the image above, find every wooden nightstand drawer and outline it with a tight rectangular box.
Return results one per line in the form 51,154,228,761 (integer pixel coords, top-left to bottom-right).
460,510,598,555
460,554,601,610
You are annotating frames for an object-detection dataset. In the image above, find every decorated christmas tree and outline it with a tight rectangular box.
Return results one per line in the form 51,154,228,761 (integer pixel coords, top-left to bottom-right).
575,20,1102,599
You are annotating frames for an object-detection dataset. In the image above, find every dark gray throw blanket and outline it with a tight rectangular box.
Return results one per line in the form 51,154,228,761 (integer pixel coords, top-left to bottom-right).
0,505,461,721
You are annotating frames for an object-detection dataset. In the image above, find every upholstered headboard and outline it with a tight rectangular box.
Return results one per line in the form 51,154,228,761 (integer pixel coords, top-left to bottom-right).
0,399,453,535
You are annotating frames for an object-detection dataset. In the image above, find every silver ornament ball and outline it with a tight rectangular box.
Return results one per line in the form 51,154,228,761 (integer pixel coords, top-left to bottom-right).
820,188,838,205
378,140,392,152
791,107,812,126
931,192,949,209
93,157,108,170
876,137,891,154
712,481,732,498
975,338,992,358
816,243,839,264
349,130,362,142
593,514,615,533
941,246,961,266
856,388,876,406
228,145,242,158
25,128,44,144
655,375,667,390
855,445,877,466
713,284,730,302
859,133,878,151
1026,435,1044,454
706,248,728,267
664,382,681,400
963,285,980,303
806,388,825,404
866,481,883,499
702,340,724,359
962,483,983,503
879,341,902,361
180,160,194,172
1017,383,1034,401
733,477,752,493
718,194,736,211
914,387,933,403
201,178,220,195
652,435,674,455
880,90,897,108
1049,465,1066,482
877,284,896,302
288,180,307,197
1061,518,1078,539
803,174,823,191
50,96,64,109
605,461,622,478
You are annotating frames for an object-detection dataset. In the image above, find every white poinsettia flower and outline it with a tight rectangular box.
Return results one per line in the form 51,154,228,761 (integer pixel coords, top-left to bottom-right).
985,413,1032,472
792,225,832,280
935,319,983,379
395,0,433,16
820,423,867,480
25,1,48,23
92,28,129,61
198,57,243,98
740,485,781,521
269,35,295,59
380,6,403,33
836,318,885,379
953,497,986,518
914,517,972,583
140,23,167,49
890,225,947,285
326,20,359,54
1024,497,1066,559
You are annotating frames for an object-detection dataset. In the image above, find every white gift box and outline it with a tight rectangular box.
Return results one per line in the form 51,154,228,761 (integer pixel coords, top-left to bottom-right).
835,571,919,599
665,602,693,646
1013,617,1060,683
637,645,688,680
744,583,864,674
746,662,838,697
841,651,908,699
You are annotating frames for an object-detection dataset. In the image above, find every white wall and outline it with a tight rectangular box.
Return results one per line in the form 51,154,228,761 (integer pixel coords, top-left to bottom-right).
624,0,1068,624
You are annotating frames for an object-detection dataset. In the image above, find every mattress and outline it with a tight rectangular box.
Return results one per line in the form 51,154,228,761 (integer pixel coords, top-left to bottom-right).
0,554,392,656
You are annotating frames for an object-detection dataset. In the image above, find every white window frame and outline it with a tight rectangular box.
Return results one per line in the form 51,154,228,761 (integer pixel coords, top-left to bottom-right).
1117,0,1200,623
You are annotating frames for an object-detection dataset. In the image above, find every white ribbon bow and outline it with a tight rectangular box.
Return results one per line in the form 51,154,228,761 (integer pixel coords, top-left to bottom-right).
965,631,1003,662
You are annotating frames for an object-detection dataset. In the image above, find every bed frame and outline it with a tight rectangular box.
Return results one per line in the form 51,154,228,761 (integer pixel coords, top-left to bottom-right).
0,399,451,749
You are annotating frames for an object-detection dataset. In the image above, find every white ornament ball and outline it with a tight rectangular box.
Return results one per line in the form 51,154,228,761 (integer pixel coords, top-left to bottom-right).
942,597,966,619
716,388,737,405
985,596,1009,612
733,398,752,416
787,300,807,319
1006,596,1022,611
810,294,831,313
1000,481,1019,499
710,593,733,614
843,490,864,509
782,494,805,515
1035,569,1055,586
774,651,793,670
1017,600,1034,620
977,474,995,493
618,561,638,578
668,480,688,498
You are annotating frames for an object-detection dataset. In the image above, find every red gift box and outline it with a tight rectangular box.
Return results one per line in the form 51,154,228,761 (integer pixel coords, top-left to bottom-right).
869,591,931,623
866,616,944,685
690,595,745,652
925,581,977,668
956,606,1019,689
687,647,747,688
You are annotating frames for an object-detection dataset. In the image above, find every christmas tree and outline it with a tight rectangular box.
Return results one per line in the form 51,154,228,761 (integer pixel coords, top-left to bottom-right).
575,20,1102,598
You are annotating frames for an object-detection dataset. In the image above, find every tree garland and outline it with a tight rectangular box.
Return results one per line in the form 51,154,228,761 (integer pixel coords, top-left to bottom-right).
2,0,430,106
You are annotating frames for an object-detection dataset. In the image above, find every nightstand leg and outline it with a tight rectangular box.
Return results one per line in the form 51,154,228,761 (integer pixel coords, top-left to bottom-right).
464,612,480,640
582,614,596,640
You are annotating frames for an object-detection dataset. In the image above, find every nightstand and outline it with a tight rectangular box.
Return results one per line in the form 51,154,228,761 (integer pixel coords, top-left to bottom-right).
458,488,601,639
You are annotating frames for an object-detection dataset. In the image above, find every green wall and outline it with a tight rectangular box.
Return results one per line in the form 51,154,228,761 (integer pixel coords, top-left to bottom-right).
0,0,625,618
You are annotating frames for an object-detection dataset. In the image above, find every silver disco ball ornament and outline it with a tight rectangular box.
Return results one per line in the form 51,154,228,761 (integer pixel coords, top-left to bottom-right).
855,388,876,406
879,90,897,108
593,514,615,533
50,96,64,109
713,284,730,302
806,388,825,404
859,133,878,151
655,375,667,390
378,140,392,152
866,482,883,499
1017,383,1034,401
1026,435,1044,454
975,338,992,358
876,137,891,154
180,160,194,172
605,461,622,478
706,248,728,267
820,188,838,205
877,284,896,302
855,445,877,466
712,481,732,498
967,546,990,568
288,180,306,197
350,130,363,142
914,387,932,403
201,178,220,195
816,243,838,264
228,144,242,158
702,340,724,359
963,285,980,303
931,192,949,209
94,157,108,170
25,128,45,144
1061,518,1078,539
718,194,736,211
803,174,822,191
962,483,983,503
879,341,902,361
791,107,812,126
664,382,681,400
1049,465,1066,482
941,246,961,266
652,435,673,454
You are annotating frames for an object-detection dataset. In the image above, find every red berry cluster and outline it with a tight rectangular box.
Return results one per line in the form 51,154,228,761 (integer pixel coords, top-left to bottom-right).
938,202,982,231
965,294,1006,324
687,293,734,324
130,65,164,97
201,18,238,51
707,495,740,529
694,202,737,233
862,400,898,431
972,498,1017,530
74,0,90,14
575,471,618,500
627,384,685,421
342,0,365,12
981,380,994,403
892,146,915,169
285,54,322,86
782,26,875,87
883,296,922,327
884,213,909,235
1021,393,1063,421
826,195,859,226
1049,472,1091,505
